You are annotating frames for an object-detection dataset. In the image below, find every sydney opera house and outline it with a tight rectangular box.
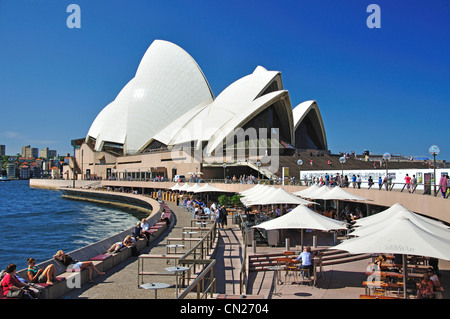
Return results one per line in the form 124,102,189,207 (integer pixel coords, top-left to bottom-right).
69,40,328,181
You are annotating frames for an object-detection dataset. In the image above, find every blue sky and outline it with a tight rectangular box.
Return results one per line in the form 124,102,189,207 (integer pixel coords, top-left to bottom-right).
0,0,449,160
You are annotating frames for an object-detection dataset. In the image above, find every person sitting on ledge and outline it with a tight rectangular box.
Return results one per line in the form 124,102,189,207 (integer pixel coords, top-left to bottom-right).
140,218,155,245
26,258,57,285
106,241,124,254
1,264,38,299
133,221,147,240
53,250,105,283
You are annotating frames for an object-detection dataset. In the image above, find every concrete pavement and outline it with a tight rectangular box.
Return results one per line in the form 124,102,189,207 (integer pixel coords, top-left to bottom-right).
62,201,450,300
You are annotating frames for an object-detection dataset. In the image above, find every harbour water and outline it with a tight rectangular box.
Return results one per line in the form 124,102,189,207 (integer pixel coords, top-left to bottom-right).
0,180,147,271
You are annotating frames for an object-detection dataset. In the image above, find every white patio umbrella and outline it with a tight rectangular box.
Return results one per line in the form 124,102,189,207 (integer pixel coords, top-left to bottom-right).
185,183,202,192
350,209,450,239
332,216,450,298
193,183,232,193
305,185,332,199
292,184,320,197
253,204,347,231
240,186,278,206
193,183,232,206
178,183,192,191
239,184,269,196
253,204,347,249
318,186,368,201
354,203,447,228
245,187,316,206
169,183,182,191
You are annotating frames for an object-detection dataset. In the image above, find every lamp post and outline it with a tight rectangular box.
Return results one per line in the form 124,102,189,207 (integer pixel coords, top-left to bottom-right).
256,160,261,181
339,156,346,186
222,163,227,182
429,145,440,196
297,159,303,186
383,152,391,190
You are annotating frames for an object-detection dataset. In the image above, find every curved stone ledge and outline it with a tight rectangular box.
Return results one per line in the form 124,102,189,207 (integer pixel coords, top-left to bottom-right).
14,189,166,298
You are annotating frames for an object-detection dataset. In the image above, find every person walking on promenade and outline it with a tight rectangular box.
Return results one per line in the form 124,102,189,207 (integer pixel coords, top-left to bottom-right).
411,174,417,193
356,175,362,189
378,176,383,190
439,173,448,198
352,175,357,188
404,174,411,192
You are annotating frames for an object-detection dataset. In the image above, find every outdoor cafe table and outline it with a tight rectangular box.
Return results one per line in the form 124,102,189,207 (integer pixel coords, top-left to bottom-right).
362,281,404,296
166,244,185,255
366,271,423,280
140,282,171,299
182,231,198,248
266,266,285,296
380,263,429,275
165,266,189,298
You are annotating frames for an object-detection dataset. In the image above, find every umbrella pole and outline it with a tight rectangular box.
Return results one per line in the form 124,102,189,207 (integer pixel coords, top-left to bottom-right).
402,254,408,299
301,229,304,251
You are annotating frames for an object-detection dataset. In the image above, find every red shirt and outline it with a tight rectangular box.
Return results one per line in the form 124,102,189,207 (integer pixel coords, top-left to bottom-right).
405,176,411,184
1,273,23,296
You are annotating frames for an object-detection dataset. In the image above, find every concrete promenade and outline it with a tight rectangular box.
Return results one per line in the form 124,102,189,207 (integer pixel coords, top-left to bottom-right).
61,200,450,300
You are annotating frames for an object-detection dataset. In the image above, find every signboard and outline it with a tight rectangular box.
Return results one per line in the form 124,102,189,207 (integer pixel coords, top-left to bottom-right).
282,167,289,185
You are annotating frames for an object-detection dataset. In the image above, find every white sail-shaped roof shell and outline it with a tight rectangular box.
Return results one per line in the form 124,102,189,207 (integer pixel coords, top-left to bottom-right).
87,79,134,150
86,40,214,154
151,66,294,155
292,100,328,150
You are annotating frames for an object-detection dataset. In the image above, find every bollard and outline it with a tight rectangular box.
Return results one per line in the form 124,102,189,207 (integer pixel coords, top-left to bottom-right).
285,238,290,250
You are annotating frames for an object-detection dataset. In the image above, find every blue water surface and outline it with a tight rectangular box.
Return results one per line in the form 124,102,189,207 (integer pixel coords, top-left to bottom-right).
0,180,146,271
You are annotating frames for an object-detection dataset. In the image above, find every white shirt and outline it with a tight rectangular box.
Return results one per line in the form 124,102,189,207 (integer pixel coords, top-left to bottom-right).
141,222,149,231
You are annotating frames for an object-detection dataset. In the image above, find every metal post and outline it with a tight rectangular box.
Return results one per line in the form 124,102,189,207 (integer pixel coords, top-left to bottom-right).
433,154,437,196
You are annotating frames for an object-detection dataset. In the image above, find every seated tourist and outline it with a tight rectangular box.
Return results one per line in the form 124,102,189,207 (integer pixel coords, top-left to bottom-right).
26,258,57,285
53,250,105,283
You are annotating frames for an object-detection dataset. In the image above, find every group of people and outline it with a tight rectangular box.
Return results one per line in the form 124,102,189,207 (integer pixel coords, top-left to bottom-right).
368,254,444,299
2,213,167,299
1,252,106,299
183,198,229,230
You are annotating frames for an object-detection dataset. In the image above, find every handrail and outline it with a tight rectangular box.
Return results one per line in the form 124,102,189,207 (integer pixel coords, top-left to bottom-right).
239,213,248,295
176,222,217,299
177,259,216,299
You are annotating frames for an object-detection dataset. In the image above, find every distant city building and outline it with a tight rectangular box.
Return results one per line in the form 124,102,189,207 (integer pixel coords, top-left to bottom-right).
40,147,57,159
22,145,39,159
0,145,5,156
19,164,30,179
22,145,30,157
6,163,17,179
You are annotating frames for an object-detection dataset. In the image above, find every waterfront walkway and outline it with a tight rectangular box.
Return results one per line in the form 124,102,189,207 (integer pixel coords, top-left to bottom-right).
62,201,450,299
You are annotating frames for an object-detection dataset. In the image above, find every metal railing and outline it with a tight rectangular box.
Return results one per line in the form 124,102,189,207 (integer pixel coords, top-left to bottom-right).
177,222,218,299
